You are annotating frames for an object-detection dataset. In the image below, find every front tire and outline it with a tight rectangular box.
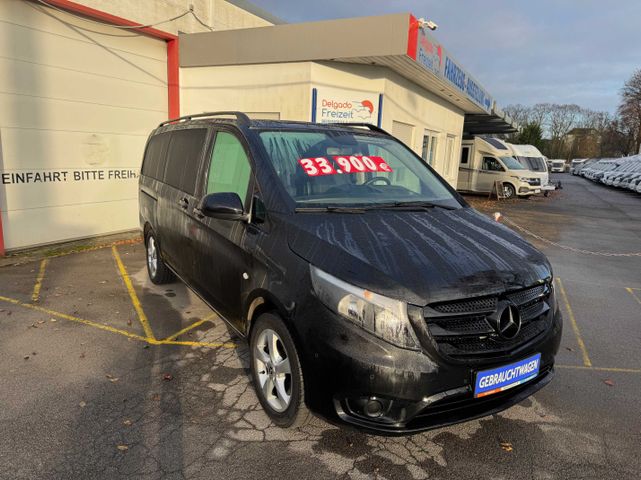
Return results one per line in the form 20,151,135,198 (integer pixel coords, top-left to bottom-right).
145,231,175,284
503,183,516,199
250,313,311,428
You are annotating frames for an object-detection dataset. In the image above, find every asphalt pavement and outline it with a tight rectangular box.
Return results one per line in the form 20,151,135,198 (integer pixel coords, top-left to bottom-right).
0,173,640,479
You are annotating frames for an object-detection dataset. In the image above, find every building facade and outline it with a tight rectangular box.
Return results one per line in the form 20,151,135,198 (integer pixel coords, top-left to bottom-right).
0,1,514,254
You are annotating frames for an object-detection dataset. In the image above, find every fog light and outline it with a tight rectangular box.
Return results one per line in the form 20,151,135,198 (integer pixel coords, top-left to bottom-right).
364,397,384,418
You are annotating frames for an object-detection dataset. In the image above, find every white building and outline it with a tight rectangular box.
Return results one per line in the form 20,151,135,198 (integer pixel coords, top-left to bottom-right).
0,1,515,253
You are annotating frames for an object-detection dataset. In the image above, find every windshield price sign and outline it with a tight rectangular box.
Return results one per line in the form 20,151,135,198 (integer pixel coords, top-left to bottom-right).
298,156,393,176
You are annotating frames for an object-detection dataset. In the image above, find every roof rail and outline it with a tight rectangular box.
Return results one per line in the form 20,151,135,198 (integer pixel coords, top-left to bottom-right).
324,122,391,136
158,111,251,127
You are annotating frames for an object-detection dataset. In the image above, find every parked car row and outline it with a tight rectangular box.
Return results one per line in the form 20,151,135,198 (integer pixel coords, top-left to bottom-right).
578,155,641,193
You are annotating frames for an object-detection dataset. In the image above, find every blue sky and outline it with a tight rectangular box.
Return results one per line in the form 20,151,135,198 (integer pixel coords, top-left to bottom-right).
249,0,640,113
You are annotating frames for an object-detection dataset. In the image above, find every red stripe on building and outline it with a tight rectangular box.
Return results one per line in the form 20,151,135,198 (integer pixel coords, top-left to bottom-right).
406,14,419,60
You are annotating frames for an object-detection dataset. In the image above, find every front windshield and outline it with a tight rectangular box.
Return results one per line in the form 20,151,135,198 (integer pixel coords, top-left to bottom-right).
258,130,461,208
500,156,526,170
517,156,546,172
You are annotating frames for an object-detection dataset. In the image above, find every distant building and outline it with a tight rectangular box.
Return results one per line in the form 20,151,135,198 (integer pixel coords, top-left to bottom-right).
564,128,601,159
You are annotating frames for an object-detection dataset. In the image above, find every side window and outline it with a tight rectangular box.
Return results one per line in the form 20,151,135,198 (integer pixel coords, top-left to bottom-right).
206,131,252,207
482,156,503,172
141,133,170,180
460,146,470,165
163,129,208,194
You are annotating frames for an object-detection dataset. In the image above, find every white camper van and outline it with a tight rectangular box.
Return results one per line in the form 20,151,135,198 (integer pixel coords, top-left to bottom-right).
457,137,542,198
549,159,566,173
507,143,555,194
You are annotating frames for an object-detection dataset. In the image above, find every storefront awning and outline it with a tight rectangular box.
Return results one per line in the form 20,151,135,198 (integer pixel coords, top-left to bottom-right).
464,107,519,138
180,13,511,119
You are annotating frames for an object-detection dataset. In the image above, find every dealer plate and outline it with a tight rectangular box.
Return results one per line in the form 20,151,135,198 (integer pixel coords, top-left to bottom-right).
474,353,541,398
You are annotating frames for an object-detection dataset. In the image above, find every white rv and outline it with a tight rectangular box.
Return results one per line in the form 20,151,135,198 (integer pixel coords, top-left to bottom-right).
457,137,542,198
549,159,566,173
507,143,555,194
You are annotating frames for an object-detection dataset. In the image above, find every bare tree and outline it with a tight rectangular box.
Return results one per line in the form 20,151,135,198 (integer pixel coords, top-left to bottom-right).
618,69,641,154
503,104,532,126
530,103,549,128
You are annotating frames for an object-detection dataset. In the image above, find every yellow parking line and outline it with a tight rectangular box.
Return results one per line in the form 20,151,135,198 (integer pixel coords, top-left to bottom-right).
556,278,592,367
163,314,216,341
626,288,641,305
159,339,236,349
0,294,236,349
557,364,641,374
111,245,156,341
0,295,148,342
31,258,49,303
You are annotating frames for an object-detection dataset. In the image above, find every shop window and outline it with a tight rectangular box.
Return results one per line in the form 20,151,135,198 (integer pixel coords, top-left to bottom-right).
444,135,456,177
164,129,208,193
206,132,252,207
421,130,439,166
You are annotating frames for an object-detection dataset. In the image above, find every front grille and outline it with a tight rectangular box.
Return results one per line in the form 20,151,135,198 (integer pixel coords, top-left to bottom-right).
431,297,497,314
507,284,546,306
423,283,552,360
528,178,542,186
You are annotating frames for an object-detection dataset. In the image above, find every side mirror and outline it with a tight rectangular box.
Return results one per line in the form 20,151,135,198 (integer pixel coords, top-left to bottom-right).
197,192,249,221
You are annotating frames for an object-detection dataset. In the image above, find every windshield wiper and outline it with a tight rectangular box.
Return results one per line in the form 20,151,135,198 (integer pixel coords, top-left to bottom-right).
366,201,458,211
295,206,366,214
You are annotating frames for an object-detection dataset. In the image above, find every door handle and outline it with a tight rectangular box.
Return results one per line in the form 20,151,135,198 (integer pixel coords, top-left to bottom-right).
178,197,189,209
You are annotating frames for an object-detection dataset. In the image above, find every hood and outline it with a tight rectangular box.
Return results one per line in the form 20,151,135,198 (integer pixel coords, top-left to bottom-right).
287,207,551,306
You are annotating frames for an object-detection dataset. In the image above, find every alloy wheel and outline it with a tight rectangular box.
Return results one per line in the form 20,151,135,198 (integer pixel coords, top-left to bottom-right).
254,328,292,412
147,236,158,278
503,184,516,199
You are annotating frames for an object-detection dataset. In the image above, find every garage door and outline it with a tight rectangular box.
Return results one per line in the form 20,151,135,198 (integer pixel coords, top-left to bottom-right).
0,0,168,250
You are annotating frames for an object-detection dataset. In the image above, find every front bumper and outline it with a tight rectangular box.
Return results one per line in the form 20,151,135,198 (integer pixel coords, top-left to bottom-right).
299,296,563,433
517,183,542,195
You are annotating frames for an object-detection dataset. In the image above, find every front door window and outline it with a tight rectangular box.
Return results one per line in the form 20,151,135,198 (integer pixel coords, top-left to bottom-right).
482,156,504,172
206,131,252,207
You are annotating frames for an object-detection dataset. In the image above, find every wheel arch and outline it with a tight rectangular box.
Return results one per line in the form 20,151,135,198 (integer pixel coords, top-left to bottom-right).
245,289,295,338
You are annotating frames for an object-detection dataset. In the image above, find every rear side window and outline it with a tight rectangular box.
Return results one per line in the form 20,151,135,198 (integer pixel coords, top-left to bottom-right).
163,129,208,194
206,131,252,207
141,133,170,180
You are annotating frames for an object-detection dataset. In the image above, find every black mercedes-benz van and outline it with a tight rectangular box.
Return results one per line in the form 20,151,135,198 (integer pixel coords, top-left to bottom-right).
138,112,562,432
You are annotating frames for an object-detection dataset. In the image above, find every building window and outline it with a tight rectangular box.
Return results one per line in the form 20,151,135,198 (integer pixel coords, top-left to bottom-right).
444,134,456,177
421,130,439,165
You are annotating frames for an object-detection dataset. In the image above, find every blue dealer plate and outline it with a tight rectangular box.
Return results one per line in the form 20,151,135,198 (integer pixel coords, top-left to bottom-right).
474,353,541,398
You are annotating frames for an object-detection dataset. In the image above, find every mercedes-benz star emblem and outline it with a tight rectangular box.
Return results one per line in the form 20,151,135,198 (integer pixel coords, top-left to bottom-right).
493,302,522,339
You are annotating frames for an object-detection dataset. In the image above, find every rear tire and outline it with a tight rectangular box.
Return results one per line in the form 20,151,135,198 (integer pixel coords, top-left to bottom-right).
250,313,311,428
145,231,175,284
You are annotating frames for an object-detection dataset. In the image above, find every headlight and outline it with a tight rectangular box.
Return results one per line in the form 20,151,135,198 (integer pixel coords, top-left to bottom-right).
310,265,420,350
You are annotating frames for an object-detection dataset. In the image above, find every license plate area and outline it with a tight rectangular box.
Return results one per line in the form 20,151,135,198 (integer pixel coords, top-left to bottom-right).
474,353,541,398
